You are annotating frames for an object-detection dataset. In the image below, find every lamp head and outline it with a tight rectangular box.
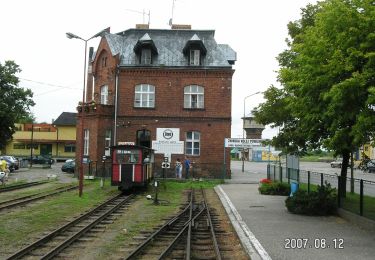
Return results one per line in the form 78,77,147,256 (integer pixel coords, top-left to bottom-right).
66,32,81,40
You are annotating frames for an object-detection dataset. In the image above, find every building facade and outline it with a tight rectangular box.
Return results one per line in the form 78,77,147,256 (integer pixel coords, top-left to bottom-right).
3,112,76,160
76,25,236,178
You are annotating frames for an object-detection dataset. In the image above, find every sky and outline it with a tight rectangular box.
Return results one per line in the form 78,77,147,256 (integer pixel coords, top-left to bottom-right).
1,0,317,139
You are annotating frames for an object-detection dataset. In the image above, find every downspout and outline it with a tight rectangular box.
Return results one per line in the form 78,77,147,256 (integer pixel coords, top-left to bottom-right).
113,65,119,146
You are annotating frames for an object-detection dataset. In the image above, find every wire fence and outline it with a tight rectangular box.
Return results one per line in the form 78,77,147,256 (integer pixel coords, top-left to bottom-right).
268,164,375,221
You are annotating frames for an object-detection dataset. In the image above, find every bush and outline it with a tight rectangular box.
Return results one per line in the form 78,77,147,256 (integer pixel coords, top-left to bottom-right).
259,181,290,196
285,182,337,216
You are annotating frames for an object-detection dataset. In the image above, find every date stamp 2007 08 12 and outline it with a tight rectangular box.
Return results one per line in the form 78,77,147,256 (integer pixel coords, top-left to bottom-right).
284,238,344,249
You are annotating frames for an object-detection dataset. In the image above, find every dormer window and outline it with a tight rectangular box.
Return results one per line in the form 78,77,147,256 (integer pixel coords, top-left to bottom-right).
183,34,207,67
134,33,158,66
141,49,152,65
190,49,201,66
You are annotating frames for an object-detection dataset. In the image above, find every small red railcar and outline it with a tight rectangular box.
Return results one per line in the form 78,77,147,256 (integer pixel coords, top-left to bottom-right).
111,145,154,191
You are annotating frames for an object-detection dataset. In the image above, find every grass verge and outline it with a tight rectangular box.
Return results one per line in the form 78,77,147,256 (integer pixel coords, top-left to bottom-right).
93,179,222,259
0,179,119,256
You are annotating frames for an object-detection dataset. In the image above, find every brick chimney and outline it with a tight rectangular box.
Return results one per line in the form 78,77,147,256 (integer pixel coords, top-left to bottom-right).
136,24,149,29
171,24,191,30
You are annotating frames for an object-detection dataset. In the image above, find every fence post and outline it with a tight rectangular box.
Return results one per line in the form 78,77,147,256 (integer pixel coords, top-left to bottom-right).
267,164,270,179
280,166,283,183
320,173,323,187
337,176,341,208
288,168,290,184
360,179,364,216
307,171,310,194
297,169,300,183
273,165,276,181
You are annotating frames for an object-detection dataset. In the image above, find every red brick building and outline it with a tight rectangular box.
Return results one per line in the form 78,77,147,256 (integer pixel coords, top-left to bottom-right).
76,25,236,178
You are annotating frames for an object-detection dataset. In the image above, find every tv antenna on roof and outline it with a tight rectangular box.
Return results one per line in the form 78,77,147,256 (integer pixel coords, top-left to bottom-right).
125,8,151,25
169,0,176,27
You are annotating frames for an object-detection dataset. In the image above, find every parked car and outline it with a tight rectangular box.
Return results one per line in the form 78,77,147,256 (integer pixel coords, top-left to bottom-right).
0,156,16,172
366,160,375,173
330,159,343,168
1,156,19,170
61,159,75,173
330,158,351,168
29,155,54,165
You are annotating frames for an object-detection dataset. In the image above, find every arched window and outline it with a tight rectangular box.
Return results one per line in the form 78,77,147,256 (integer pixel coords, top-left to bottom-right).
134,84,155,108
184,85,204,109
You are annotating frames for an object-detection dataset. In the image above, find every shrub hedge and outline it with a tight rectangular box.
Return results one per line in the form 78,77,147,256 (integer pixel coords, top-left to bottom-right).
258,181,291,196
285,182,337,216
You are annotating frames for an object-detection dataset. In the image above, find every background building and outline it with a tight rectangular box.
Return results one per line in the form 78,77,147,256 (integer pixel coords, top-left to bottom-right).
3,112,76,161
76,25,236,178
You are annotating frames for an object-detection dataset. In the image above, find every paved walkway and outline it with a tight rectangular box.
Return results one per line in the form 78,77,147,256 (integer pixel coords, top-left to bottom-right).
217,162,375,260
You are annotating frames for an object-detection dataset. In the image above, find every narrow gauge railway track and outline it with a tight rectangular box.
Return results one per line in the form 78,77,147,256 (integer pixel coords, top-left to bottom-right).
7,193,135,260
0,185,78,211
126,188,226,260
0,181,49,193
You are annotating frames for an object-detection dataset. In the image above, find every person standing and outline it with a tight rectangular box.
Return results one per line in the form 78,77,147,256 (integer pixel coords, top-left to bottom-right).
184,156,191,179
175,158,182,179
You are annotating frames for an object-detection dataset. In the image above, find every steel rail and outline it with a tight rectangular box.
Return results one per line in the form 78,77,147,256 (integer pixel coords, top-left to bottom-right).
41,194,135,260
158,205,207,260
6,193,129,260
0,181,49,193
125,190,193,260
0,185,77,211
202,188,222,260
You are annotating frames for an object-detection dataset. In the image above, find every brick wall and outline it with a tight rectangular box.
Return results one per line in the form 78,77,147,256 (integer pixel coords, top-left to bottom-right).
76,37,234,178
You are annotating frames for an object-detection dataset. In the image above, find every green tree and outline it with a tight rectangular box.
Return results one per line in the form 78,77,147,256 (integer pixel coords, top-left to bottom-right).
254,0,375,195
0,60,35,150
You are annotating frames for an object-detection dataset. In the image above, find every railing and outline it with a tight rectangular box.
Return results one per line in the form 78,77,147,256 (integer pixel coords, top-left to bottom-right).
267,163,375,221
154,163,226,179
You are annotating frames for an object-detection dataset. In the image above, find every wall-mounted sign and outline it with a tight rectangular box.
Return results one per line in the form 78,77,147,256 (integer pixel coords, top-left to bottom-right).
152,140,184,154
157,128,180,141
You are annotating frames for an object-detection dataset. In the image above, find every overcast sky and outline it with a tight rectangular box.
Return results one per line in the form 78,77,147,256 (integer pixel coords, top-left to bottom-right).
1,0,316,139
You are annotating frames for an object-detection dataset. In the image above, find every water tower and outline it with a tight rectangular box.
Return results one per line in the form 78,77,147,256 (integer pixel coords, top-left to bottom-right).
242,108,265,139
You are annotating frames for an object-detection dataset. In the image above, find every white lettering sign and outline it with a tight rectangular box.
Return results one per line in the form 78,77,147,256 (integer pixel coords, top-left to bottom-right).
152,140,184,154
225,138,265,148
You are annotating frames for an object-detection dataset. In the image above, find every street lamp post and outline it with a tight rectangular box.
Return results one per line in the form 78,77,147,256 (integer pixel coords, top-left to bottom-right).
66,28,109,197
242,91,261,172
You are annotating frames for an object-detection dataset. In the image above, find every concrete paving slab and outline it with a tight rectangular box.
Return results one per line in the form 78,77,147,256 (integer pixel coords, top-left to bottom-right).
219,161,375,260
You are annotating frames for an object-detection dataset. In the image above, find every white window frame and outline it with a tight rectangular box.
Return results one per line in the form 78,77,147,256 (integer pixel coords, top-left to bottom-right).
134,84,155,108
186,131,200,156
141,49,152,65
84,129,89,156
190,49,200,65
184,85,204,109
104,130,111,156
100,85,108,105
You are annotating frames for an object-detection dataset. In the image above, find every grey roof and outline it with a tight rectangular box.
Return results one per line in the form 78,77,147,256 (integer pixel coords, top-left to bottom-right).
102,29,236,67
53,112,77,126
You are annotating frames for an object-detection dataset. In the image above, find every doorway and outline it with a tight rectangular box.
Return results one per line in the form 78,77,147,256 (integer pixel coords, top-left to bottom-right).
40,144,52,156
136,129,151,148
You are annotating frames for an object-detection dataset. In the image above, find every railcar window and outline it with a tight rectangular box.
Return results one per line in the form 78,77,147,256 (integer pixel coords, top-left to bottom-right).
116,150,140,164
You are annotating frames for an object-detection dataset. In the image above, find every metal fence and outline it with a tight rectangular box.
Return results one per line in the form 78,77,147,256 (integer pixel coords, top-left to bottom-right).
267,163,375,221
79,161,226,180
154,163,226,179
81,160,112,178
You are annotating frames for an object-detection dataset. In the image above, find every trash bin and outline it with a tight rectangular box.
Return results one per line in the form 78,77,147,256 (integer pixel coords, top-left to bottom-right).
290,181,299,197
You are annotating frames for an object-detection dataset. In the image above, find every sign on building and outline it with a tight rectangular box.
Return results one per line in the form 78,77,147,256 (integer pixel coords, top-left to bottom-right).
224,138,264,148
152,140,184,154
157,128,180,141
152,128,184,154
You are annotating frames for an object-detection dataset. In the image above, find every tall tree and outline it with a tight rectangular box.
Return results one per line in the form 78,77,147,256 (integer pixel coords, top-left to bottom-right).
0,60,35,150
254,0,375,195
